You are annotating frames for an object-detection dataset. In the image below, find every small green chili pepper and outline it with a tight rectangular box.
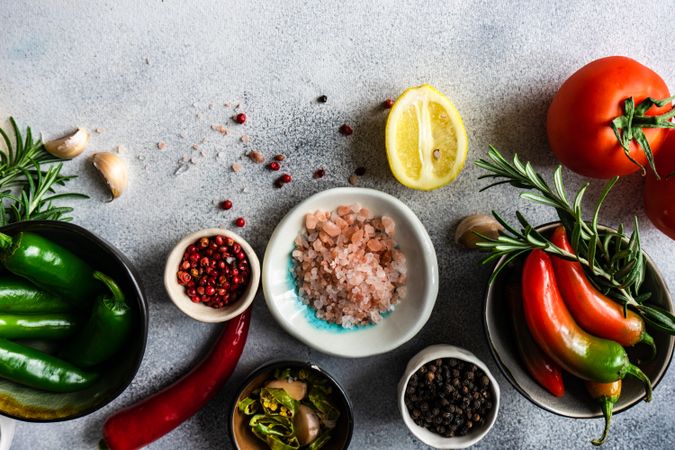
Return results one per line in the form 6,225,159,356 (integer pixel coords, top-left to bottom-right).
60,272,132,367
0,338,97,392
0,232,99,303
0,313,79,340
0,276,74,313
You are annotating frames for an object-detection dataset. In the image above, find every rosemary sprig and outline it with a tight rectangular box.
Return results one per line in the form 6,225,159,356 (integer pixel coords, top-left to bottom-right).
475,146,675,335
0,117,86,225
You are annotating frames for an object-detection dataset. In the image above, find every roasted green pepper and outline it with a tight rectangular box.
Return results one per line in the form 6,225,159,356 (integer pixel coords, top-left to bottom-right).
0,231,99,303
60,272,132,367
0,276,73,313
0,313,79,339
0,338,97,392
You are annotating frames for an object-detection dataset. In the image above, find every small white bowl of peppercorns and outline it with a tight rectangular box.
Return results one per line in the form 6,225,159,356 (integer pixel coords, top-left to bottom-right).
398,345,500,449
164,228,260,322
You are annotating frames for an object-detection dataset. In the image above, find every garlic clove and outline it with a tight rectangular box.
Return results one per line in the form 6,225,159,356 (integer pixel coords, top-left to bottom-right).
455,214,504,249
45,128,90,159
91,152,128,200
294,404,321,446
265,379,308,401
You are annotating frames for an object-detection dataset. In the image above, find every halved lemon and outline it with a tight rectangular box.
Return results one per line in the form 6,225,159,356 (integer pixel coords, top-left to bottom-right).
385,84,468,190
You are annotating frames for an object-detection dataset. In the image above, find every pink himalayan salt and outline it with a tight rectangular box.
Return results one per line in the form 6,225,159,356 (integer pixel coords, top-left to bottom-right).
292,204,407,328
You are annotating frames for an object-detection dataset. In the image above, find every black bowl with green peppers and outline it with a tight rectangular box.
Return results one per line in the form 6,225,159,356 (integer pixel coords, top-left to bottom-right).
230,361,353,450
0,220,148,422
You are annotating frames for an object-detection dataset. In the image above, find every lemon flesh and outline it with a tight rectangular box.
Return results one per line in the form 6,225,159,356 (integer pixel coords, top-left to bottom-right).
385,84,468,190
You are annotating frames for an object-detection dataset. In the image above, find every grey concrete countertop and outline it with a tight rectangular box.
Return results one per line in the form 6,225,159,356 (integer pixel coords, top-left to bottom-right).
1,1,674,449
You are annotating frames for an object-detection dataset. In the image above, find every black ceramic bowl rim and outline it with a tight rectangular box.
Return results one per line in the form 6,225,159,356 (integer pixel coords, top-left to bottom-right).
483,221,675,419
229,360,354,449
0,220,149,422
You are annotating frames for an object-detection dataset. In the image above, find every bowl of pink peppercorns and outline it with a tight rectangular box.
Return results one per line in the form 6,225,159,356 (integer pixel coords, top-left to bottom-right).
164,228,260,322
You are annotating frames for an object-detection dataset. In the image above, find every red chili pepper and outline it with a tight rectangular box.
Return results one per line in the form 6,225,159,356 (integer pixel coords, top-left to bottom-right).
585,380,621,446
550,226,655,356
521,250,651,400
506,270,565,397
100,308,251,450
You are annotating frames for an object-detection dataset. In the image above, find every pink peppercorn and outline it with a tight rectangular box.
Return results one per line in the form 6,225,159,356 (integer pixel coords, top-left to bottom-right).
268,161,280,171
234,113,247,124
221,199,233,210
383,98,395,108
339,124,353,136
235,217,246,227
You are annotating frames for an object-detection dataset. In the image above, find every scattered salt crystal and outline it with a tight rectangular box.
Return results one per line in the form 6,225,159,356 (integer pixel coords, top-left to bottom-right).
211,124,229,135
95,127,105,134
191,144,200,150
157,141,167,150
231,163,242,172
241,135,251,144
116,145,128,154
248,150,264,163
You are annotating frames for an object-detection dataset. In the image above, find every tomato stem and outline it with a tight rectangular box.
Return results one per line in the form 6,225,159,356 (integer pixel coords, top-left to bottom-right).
611,94,675,179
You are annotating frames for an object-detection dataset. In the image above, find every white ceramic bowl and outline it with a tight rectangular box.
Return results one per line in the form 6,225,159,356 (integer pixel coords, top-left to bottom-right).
164,228,260,322
398,345,500,449
262,187,438,358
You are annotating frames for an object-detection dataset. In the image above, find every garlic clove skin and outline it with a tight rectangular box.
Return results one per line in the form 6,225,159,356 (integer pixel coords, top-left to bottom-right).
91,152,128,200
455,214,504,249
45,128,89,159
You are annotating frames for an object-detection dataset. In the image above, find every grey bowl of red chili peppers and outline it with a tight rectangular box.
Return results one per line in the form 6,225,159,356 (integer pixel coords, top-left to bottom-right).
0,220,147,421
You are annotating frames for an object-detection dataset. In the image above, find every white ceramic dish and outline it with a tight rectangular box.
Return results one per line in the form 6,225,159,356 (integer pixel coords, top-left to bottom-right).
164,228,260,322
262,187,438,358
398,345,500,449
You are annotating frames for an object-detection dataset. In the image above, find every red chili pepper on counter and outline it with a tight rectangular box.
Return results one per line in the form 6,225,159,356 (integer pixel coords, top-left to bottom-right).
506,269,565,397
550,226,655,356
100,308,251,450
521,250,651,399
585,380,621,446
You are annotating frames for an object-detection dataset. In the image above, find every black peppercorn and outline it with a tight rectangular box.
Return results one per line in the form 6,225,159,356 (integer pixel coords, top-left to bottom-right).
404,358,494,438
317,95,328,103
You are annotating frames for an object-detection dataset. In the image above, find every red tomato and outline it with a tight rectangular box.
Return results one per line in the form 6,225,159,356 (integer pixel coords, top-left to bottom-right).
644,131,675,240
547,56,671,178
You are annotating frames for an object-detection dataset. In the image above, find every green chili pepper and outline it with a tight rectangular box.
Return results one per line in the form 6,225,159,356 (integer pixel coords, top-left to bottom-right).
0,276,73,313
0,232,99,303
0,313,79,339
586,380,622,446
0,338,97,392
60,272,132,367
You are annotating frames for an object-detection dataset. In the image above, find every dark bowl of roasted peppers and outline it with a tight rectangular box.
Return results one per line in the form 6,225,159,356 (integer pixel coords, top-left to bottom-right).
484,222,674,445
0,220,148,421
230,360,354,450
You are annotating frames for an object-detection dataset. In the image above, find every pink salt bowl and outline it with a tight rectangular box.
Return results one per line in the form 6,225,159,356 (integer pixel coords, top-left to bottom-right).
262,187,439,357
